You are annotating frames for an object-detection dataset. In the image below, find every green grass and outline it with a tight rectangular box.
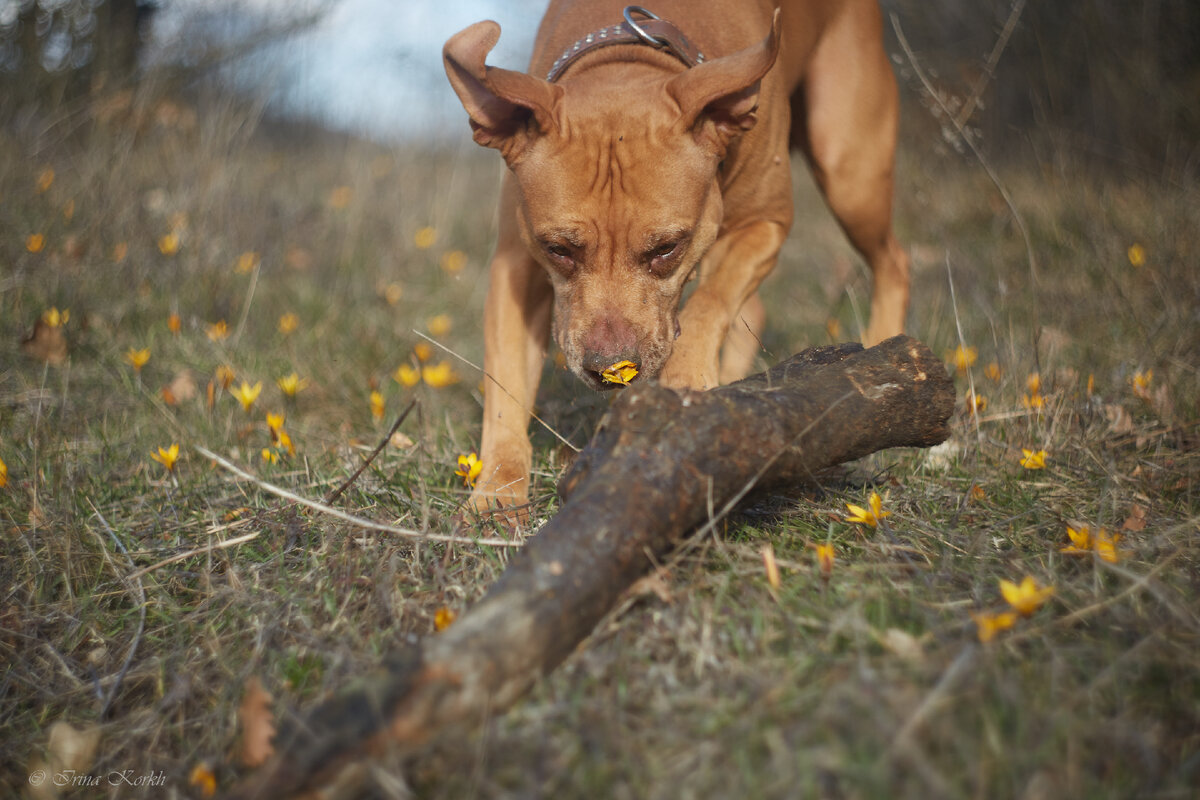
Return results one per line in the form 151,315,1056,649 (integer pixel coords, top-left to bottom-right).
1,87,1198,799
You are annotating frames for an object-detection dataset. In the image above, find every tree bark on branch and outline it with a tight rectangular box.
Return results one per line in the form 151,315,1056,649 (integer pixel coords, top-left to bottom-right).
226,335,955,799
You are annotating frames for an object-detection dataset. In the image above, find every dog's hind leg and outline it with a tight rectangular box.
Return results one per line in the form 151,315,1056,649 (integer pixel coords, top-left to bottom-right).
795,1,910,346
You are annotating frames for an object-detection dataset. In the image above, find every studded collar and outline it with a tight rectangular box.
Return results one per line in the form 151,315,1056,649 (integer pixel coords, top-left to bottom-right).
546,6,705,82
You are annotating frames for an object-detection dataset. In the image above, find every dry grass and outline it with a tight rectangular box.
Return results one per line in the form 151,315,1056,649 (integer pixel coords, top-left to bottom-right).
0,84,1197,799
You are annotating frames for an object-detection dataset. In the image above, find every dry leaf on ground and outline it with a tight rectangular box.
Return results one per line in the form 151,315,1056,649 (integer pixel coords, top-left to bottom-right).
26,721,102,800
21,321,68,365
1123,504,1147,532
162,369,198,405
879,628,926,665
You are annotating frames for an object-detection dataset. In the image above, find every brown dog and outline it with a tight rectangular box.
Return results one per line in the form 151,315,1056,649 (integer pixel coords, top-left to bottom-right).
443,0,909,516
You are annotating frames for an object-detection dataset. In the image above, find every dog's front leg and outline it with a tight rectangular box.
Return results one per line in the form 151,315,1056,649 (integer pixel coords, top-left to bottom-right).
470,182,553,520
659,220,788,391
472,249,551,518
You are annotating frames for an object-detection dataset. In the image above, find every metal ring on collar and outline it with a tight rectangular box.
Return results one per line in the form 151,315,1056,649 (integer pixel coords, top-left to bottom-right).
622,6,663,47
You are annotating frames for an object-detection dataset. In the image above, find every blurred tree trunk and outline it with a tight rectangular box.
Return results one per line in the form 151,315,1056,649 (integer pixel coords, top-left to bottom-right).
10,3,47,107
2,0,153,114
93,0,143,90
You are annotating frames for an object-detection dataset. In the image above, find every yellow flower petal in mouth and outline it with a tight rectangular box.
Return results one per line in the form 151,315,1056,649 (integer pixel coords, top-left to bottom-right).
600,360,639,386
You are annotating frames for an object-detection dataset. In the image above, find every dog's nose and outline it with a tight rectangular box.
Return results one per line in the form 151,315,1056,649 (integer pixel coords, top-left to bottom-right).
581,349,639,375
579,316,638,374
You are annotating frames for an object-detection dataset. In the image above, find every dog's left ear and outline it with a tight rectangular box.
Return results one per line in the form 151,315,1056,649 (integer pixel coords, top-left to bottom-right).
666,10,782,155
444,21,563,162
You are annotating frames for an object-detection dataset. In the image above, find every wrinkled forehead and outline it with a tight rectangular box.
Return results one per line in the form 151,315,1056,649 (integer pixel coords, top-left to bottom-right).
515,90,714,225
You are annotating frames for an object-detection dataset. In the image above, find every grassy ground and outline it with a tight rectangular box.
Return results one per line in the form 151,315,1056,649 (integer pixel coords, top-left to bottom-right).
1,87,1197,799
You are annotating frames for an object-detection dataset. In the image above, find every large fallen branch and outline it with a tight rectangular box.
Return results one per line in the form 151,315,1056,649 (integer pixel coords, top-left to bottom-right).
226,335,955,798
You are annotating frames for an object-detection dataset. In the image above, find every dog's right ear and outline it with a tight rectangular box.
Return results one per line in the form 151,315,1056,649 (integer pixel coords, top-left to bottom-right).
443,21,562,160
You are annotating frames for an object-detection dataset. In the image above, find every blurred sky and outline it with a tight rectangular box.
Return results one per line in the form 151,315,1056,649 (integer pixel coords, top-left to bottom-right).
152,0,550,141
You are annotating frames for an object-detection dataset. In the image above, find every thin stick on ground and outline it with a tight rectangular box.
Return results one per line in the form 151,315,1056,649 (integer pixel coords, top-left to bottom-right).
88,501,147,720
886,644,976,758
125,528,261,582
414,330,579,453
325,398,418,505
945,253,981,443
194,444,524,549
232,262,261,343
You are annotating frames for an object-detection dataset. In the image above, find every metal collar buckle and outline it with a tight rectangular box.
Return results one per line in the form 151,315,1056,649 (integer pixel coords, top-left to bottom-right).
622,6,664,46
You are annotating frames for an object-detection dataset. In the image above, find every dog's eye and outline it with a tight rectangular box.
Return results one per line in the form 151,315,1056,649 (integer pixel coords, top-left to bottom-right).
650,242,677,259
647,240,682,276
542,241,576,274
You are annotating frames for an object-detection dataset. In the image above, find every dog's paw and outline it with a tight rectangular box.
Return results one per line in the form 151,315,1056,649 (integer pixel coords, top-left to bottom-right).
464,468,532,527
658,358,719,391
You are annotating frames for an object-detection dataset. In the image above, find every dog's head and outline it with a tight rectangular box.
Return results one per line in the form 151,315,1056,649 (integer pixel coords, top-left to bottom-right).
444,16,780,388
